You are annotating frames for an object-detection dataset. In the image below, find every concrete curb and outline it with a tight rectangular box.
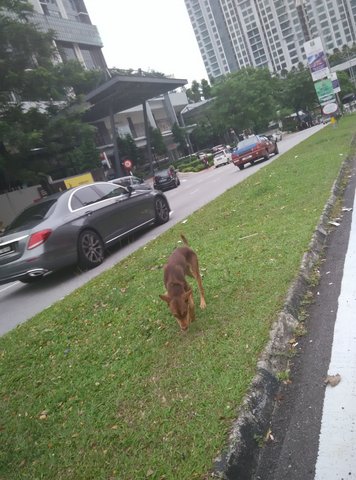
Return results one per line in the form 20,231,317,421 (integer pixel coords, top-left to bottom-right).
211,144,355,479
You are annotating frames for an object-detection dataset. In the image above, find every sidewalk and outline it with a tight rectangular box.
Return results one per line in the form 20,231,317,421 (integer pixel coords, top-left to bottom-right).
253,154,356,479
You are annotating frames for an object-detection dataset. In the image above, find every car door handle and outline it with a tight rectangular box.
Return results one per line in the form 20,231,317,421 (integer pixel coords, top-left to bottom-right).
85,210,93,216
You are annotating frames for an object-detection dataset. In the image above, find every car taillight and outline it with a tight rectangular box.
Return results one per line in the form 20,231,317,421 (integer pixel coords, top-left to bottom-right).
27,229,52,250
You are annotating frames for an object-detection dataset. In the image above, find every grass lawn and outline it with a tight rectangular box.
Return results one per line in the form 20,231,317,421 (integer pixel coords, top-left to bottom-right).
1,116,356,480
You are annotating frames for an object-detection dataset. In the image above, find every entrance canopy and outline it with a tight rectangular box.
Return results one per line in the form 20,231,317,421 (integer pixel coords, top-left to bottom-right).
84,74,187,122
83,74,187,177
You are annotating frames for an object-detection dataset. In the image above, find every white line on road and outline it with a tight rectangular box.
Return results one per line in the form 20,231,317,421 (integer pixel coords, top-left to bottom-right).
314,194,356,479
0,282,19,294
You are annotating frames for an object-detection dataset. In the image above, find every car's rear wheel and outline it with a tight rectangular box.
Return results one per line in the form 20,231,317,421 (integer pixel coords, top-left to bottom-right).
238,164,244,170
154,196,170,225
263,151,269,160
78,229,105,269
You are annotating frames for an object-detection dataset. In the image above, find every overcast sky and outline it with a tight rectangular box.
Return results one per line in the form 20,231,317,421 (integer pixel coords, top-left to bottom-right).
84,0,207,85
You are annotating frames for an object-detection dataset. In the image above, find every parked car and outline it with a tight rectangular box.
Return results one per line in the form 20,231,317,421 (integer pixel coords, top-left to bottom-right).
213,148,232,168
110,175,152,190
231,135,279,170
0,182,170,285
153,167,180,191
266,130,283,142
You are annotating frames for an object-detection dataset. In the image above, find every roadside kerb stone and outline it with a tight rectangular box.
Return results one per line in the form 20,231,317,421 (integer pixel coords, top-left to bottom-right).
211,143,355,480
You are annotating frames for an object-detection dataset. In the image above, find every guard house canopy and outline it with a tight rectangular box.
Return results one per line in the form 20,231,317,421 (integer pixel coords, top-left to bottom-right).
83,74,187,122
83,74,187,177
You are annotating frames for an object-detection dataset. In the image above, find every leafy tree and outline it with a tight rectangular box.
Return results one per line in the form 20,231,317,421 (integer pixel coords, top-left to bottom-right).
186,80,202,103
189,121,222,151
277,65,318,116
149,127,167,156
117,134,143,166
171,122,188,155
0,0,103,189
211,67,278,134
337,70,355,97
201,79,212,99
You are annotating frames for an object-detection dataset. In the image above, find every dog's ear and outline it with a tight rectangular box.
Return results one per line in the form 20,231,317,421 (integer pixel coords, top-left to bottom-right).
159,294,171,304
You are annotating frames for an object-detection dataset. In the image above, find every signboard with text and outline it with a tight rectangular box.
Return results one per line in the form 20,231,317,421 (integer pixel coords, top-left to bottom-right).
64,172,94,189
304,37,330,81
314,78,335,105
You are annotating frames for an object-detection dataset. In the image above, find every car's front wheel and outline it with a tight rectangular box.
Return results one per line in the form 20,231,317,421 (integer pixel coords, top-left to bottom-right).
78,229,105,269
154,196,170,225
275,144,279,155
238,164,244,170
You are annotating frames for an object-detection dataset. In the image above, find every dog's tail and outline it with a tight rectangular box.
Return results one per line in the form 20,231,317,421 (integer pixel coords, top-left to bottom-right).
180,234,189,246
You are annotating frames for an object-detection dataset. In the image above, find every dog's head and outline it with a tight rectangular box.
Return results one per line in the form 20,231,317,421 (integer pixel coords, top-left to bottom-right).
160,290,192,331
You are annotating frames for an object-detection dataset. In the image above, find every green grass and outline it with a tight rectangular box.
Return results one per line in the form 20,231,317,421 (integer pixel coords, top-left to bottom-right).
1,117,355,479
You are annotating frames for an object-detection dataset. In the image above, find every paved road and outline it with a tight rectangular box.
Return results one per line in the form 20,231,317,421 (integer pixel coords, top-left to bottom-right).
254,154,356,479
0,125,325,335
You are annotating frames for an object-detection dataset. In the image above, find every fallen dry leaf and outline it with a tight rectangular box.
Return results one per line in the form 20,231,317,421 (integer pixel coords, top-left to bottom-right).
324,373,341,387
39,410,48,420
265,428,275,442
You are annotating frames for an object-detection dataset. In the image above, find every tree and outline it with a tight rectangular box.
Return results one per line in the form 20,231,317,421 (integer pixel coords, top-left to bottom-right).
171,122,188,155
277,65,318,116
0,0,103,189
201,79,212,99
211,67,278,134
117,134,143,167
150,127,167,156
186,80,202,103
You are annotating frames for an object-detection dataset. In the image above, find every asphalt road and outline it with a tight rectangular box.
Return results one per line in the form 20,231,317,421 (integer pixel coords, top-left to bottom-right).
0,125,325,336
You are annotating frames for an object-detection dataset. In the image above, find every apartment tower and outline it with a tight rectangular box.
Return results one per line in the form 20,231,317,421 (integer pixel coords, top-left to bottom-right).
28,0,106,70
184,0,356,79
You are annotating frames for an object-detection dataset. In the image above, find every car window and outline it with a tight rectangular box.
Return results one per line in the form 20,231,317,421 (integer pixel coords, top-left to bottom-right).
6,200,57,230
70,186,101,210
92,183,128,201
114,178,130,187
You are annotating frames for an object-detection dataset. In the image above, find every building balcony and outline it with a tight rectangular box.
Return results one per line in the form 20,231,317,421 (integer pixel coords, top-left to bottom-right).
30,12,103,47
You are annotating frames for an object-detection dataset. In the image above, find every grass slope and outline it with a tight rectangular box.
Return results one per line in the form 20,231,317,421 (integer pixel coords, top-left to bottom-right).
1,117,355,479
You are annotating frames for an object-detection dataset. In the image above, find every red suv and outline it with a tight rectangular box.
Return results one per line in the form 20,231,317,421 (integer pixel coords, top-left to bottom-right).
231,135,278,170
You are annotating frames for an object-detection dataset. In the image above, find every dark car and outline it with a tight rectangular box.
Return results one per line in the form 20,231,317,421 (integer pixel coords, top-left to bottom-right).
0,182,170,285
231,135,279,170
153,167,180,191
110,175,152,191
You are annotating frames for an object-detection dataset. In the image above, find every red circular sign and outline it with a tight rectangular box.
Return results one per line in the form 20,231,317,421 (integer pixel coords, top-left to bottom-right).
123,159,133,169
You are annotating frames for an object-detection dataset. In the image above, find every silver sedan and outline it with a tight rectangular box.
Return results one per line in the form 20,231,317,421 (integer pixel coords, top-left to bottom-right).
0,181,170,285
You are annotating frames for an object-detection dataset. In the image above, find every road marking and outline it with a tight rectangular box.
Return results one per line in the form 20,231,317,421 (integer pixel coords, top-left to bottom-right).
0,282,20,293
190,189,199,195
314,194,356,479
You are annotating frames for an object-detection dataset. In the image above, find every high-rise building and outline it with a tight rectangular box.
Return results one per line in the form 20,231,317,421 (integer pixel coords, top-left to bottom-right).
184,0,356,79
28,0,107,70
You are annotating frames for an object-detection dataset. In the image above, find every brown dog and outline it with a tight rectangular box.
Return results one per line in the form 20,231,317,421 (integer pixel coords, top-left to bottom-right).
160,235,206,331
